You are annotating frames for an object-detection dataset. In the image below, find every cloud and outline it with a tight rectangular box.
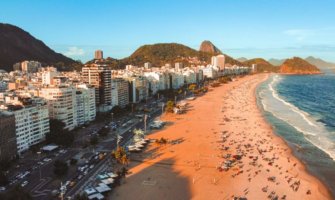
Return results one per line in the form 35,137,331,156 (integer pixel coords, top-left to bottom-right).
64,46,85,56
283,29,315,41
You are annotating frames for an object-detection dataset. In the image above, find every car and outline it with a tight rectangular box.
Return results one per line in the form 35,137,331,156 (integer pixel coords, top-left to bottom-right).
38,161,44,165
89,165,94,169
77,175,83,180
43,158,51,162
0,186,6,191
21,181,28,187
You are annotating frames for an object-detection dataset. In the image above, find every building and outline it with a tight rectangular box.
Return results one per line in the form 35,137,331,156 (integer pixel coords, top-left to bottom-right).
211,55,225,71
95,50,103,60
169,72,184,89
144,62,152,69
128,77,148,103
0,96,49,155
0,111,17,160
82,65,112,112
21,61,41,73
76,85,96,125
111,78,129,108
41,71,59,85
39,86,77,130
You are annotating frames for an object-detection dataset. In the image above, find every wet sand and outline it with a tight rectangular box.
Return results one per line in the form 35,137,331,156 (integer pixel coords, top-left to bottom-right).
109,74,331,200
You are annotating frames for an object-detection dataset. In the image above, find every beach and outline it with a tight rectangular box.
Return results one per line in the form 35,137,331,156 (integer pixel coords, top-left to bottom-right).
109,74,331,200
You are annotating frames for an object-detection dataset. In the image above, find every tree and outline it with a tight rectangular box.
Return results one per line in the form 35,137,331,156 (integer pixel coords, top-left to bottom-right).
112,146,129,165
188,84,197,92
46,119,74,147
98,127,110,137
165,100,175,113
0,171,8,186
53,160,68,177
90,135,99,146
70,158,78,165
133,129,144,142
2,185,33,200
74,193,88,200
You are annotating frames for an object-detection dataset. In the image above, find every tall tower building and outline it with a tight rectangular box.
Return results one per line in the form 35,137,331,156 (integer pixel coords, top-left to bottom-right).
94,50,103,60
82,64,112,112
211,55,225,71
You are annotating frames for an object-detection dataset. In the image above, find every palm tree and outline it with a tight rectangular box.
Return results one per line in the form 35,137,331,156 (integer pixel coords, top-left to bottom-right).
120,154,129,166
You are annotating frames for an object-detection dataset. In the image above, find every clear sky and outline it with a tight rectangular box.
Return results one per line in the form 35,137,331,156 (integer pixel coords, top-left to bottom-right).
1,0,335,62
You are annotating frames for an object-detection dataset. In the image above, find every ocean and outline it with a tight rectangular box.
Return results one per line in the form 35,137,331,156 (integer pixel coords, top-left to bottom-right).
257,71,335,197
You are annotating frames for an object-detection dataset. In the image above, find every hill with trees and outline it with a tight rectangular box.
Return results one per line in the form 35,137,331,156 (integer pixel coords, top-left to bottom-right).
0,23,78,72
243,58,279,73
280,57,321,74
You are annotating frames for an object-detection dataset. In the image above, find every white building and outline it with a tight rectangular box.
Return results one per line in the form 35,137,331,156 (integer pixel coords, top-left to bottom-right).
0,96,49,154
170,72,184,89
76,84,96,125
111,78,129,108
39,86,78,130
201,66,218,79
211,55,225,71
41,71,59,85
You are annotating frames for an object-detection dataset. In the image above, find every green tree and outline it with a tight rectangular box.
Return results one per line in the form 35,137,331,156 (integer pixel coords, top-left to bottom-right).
98,127,110,137
90,135,99,146
0,171,8,186
165,100,175,113
53,160,68,177
2,185,33,200
46,119,74,147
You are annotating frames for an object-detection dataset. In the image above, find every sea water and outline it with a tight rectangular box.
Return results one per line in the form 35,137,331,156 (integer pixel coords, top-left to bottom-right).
257,72,335,197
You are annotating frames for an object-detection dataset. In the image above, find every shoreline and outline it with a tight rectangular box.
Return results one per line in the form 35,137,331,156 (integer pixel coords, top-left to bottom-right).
110,74,331,200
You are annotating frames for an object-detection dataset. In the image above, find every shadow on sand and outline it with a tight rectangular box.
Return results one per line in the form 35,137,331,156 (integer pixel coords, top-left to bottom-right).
110,150,191,199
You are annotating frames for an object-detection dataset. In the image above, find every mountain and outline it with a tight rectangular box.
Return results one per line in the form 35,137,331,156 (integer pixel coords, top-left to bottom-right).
87,42,242,68
199,40,222,54
0,23,77,72
243,58,279,73
268,58,285,66
305,56,335,69
237,57,248,62
280,57,321,74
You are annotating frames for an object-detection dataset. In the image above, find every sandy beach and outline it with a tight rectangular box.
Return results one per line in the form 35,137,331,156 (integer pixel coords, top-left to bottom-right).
109,74,331,200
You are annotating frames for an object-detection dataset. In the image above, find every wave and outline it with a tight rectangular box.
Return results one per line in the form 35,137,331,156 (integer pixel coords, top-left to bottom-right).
259,75,335,160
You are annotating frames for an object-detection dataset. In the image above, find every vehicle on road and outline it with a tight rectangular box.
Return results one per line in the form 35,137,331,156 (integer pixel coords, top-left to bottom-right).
21,181,28,187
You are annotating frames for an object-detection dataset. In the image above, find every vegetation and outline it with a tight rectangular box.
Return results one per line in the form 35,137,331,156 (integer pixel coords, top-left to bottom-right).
70,158,78,165
243,58,279,73
111,147,129,166
165,100,175,113
46,119,74,147
74,193,89,200
0,171,8,186
53,160,68,177
98,126,110,137
90,135,99,146
133,129,145,142
280,57,320,74
0,185,33,200
155,137,168,145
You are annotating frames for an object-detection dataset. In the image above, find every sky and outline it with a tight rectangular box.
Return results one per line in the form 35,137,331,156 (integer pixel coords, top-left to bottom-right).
1,0,335,62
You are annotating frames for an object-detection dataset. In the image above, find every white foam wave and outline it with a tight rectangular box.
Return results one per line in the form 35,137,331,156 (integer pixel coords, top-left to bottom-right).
259,75,335,160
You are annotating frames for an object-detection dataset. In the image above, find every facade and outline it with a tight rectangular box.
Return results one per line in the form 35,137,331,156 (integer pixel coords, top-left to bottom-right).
76,85,96,125
128,77,149,103
0,96,50,155
41,71,58,85
39,86,77,130
21,61,41,73
82,65,112,112
211,55,225,71
169,72,184,89
0,111,17,160
94,50,103,60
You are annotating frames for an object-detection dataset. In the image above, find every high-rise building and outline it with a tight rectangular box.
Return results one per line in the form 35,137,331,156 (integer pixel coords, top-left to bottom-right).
0,96,49,154
94,50,103,60
0,111,17,160
21,61,41,73
211,55,225,71
76,84,96,125
82,65,112,112
111,78,129,108
39,86,77,130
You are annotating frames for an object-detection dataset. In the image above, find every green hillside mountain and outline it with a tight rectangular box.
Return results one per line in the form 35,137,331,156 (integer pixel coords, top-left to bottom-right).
243,58,279,73
280,57,321,74
0,23,77,72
